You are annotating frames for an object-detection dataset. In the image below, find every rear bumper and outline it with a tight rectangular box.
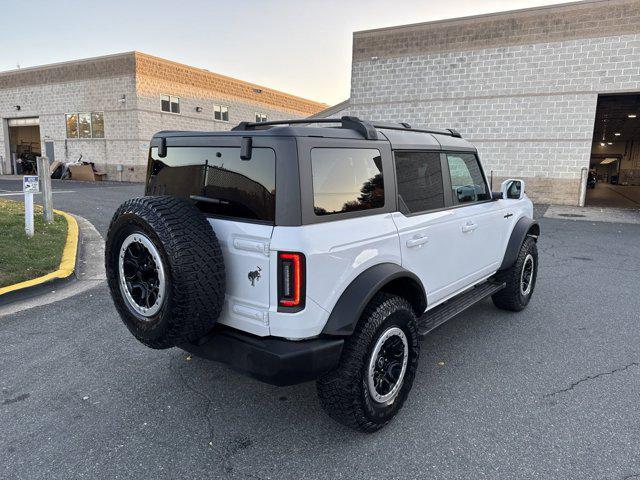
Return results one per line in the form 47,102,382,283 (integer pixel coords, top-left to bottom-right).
180,327,344,386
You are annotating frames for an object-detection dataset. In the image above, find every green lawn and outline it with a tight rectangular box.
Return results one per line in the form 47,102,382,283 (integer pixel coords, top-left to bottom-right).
0,199,68,288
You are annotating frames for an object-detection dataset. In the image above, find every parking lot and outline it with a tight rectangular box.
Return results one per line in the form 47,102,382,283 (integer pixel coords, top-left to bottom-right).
1,180,640,479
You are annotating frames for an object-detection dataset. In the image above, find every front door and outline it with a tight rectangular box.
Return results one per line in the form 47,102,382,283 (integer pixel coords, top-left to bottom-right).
443,152,505,284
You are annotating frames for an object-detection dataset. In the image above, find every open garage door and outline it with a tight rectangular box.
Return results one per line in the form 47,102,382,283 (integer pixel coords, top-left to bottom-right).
587,94,640,209
7,117,41,175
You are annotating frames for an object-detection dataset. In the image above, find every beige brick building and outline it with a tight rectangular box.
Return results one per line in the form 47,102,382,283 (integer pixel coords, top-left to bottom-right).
0,52,325,181
328,0,640,206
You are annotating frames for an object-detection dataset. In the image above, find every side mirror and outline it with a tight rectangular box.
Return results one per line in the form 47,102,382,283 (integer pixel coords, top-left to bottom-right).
500,179,525,200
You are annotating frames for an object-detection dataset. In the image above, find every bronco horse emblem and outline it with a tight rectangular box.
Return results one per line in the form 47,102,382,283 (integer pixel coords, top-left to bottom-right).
248,266,262,286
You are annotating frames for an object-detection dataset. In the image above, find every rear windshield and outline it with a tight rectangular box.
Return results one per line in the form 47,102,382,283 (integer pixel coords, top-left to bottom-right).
147,146,276,223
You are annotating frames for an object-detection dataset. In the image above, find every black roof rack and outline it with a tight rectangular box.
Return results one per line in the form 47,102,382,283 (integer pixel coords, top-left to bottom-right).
231,116,462,139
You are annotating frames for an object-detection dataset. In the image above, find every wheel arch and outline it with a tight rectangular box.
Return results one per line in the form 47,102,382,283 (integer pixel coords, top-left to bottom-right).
321,263,427,337
499,217,539,271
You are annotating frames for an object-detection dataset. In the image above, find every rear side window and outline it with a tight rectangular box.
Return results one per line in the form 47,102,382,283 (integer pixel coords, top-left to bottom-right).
446,153,490,204
394,151,445,214
311,148,384,216
148,146,276,222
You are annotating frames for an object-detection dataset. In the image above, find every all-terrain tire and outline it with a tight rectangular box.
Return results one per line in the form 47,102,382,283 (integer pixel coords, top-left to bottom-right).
316,294,419,433
105,196,225,349
492,236,538,312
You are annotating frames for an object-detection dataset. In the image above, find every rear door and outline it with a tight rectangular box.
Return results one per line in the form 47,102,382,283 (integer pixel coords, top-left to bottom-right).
147,138,277,336
392,150,462,306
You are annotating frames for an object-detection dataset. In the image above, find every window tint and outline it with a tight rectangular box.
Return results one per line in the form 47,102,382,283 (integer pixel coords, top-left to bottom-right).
148,146,276,222
394,151,444,214
446,153,490,204
311,148,384,216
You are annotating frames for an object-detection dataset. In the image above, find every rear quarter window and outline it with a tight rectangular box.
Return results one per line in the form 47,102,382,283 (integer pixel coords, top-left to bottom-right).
147,146,276,223
311,148,384,216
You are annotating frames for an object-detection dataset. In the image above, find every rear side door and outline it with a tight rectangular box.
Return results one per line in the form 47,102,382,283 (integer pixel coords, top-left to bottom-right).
392,150,464,306
147,137,278,336
443,152,506,283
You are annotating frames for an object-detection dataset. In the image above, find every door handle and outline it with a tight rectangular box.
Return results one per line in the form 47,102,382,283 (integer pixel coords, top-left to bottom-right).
406,234,429,248
461,222,478,233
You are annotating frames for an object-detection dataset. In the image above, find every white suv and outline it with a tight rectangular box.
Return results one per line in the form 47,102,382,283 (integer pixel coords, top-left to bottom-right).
105,117,539,432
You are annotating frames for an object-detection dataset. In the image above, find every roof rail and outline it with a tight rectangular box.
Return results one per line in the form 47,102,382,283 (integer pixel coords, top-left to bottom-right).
231,116,462,139
370,122,462,138
232,116,379,140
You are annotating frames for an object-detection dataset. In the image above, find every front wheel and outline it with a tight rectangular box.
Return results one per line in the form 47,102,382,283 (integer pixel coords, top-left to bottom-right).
316,294,419,432
492,236,538,312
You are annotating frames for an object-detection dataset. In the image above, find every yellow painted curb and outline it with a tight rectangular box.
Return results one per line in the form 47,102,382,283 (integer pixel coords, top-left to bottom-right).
0,209,79,296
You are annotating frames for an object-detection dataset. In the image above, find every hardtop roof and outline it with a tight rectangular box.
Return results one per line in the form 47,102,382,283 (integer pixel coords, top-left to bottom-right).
152,118,477,152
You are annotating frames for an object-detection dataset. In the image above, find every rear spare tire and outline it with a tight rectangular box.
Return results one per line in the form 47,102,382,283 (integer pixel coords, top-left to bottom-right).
105,196,225,349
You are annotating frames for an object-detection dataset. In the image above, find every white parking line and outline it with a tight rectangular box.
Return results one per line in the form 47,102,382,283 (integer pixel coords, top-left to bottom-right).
0,190,76,197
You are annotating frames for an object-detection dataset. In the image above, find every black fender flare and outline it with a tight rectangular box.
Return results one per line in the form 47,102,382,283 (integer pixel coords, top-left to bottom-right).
499,217,540,270
321,263,426,337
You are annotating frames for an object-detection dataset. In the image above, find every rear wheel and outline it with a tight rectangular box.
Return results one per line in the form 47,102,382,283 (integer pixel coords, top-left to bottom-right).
492,236,538,312
316,294,419,432
105,196,226,349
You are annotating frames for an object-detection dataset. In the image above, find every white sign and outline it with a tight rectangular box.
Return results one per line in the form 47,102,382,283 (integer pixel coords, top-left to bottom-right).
23,175,39,193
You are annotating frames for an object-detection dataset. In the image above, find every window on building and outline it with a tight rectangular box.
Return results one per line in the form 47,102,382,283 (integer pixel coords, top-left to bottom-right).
91,112,105,138
311,148,384,216
161,94,180,114
66,114,78,138
255,113,268,123
78,113,91,138
446,153,490,205
394,151,445,214
214,105,229,121
65,112,105,139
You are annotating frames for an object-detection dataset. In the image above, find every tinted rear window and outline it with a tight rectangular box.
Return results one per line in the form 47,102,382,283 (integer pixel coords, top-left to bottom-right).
311,148,384,216
148,146,276,222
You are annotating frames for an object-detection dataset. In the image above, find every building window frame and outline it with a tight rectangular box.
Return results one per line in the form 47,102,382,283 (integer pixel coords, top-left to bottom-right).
161,94,181,114
214,104,229,122
255,113,268,123
65,111,105,139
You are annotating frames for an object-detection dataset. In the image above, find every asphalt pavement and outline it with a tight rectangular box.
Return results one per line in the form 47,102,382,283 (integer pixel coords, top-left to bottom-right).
1,180,639,479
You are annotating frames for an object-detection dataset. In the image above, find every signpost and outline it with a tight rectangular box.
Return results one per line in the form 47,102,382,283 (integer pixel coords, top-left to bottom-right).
23,175,39,238
36,156,54,223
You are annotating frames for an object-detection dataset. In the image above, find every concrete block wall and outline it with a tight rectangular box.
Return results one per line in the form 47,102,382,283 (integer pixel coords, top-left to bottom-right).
0,74,138,178
0,52,325,181
349,0,640,205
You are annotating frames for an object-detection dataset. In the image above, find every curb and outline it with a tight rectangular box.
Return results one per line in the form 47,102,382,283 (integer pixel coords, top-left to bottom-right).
0,209,80,305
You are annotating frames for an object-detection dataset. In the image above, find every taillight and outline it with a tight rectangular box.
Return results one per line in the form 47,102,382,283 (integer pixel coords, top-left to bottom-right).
278,252,305,311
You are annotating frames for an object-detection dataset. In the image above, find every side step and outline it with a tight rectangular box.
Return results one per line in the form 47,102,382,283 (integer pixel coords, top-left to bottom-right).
417,281,505,337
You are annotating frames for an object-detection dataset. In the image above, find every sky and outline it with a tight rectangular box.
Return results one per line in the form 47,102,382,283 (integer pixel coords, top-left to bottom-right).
1,0,570,105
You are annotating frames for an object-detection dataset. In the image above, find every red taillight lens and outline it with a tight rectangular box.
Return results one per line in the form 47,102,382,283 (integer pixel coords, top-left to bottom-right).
278,252,305,311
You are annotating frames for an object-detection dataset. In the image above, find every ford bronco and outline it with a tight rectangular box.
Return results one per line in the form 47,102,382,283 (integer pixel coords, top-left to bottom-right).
105,116,539,432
